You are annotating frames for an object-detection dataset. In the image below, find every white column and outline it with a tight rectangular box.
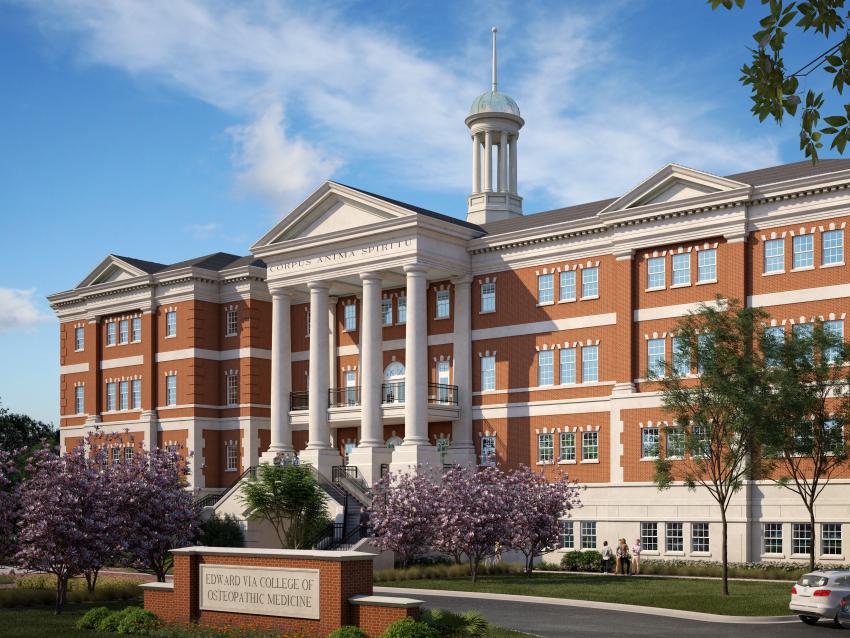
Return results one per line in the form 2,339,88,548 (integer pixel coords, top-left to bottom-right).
348,273,392,484
262,289,293,462
483,130,492,192
509,135,518,194
391,264,440,473
447,276,476,467
301,282,341,477
328,296,338,394
498,132,507,192
471,134,480,194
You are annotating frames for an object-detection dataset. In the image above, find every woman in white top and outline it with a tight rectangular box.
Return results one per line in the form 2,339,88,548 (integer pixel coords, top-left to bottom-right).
631,538,641,575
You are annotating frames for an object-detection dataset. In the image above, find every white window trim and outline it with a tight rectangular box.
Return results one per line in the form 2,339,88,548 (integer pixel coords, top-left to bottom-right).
694,279,718,286
822,261,846,269
790,265,816,273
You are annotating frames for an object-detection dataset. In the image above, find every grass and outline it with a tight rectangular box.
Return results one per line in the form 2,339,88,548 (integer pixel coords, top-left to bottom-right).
0,599,130,637
383,573,795,616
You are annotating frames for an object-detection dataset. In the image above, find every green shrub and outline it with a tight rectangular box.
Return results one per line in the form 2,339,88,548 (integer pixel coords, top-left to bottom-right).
381,617,439,638
422,609,489,637
327,626,369,638
559,550,601,572
534,561,561,572
116,607,160,634
76,606,112,630
374,562,520,583
199,513,245,548
97,607,137,632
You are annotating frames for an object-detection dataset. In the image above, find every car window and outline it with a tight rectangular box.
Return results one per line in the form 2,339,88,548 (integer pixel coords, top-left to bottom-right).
834,576,850,586
798,575,829,587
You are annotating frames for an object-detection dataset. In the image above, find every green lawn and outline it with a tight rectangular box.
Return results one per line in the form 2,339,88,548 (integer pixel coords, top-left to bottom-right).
0,600,129,637
384,573,794,617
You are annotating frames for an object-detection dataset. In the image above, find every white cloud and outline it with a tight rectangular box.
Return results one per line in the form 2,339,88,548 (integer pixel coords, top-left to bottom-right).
184,222,222,240
0,289,52,333
22,1,781,211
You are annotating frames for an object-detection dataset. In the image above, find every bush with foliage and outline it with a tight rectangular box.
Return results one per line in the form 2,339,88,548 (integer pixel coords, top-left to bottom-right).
374,562,520,583
116,607,160,634
559,550,602,572
0,577,140,608
97,607,137,632
381,617,439,638
327,626,369,638
76,605,111,629
421,609,489,638
199,513,244,548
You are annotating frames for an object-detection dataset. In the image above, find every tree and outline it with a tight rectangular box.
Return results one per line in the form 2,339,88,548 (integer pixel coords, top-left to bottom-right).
711,0,850,161
199,513,245,548
432,466,510,582
503,466,582,574
652,300,772,596
0,399,57,459
113,441,199,581
761,319,850,570
239,464,330,550
368,470,439,567
0,448,18,562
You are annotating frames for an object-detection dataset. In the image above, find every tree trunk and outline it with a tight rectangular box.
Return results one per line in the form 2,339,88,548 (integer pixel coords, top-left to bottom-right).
721,507,729,596
808,505,816,573
471,558,479,583
54,575,67,615
526,553,534,575
85,569,98,592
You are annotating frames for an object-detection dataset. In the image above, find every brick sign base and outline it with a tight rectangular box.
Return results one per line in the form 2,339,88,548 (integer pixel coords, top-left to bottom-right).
142,546,421,637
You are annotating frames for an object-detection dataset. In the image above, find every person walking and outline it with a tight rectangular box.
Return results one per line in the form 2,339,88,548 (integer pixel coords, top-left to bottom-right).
617,539,631,576
631,538,642,575
601,541,613,574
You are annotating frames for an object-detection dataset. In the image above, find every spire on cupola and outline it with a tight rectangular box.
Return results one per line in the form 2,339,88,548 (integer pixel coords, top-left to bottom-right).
466,26,524,225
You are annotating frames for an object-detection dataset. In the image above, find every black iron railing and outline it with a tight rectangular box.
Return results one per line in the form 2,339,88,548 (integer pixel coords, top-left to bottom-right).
381,381,405,404
428,383,459,405
194,465,257,508
290,390,309,411
332,465,359,482
329,386,360,408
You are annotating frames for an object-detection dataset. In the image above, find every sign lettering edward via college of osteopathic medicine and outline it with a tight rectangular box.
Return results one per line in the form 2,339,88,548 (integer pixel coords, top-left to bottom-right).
199,565,320,619
270,239,414,273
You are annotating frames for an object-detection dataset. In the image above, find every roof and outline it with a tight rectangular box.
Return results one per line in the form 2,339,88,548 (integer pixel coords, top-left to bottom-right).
481,198,617,235
726,158,850,186
331,182,484,232
112,255,168,274
155,252,264,274
469,90,521,117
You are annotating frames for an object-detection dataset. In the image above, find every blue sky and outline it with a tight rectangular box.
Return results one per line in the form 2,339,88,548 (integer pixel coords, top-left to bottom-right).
0,0,842,424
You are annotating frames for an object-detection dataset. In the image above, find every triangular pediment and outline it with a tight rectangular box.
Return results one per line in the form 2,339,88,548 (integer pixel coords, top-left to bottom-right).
600,164,750,214
252,181,416,249
76,256,155,288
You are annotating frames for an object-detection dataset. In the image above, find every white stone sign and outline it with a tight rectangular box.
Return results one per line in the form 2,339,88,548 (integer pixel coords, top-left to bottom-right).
199,564,320,619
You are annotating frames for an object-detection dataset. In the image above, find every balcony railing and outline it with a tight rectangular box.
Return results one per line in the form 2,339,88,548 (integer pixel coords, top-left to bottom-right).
428,383,458,405
290,390,310,411
381,381,405,404
329,386,360,408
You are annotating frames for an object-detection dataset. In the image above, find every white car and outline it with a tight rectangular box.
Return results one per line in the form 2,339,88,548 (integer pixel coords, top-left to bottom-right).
790,569,850,625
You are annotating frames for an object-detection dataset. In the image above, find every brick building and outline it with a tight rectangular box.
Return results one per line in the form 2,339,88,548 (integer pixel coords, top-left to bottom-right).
49,50,850,564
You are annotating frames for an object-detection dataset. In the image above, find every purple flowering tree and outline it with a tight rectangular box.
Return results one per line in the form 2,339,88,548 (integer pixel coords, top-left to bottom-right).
432,465,510,582
503,466,582,573
369,470,439,568
112,442,199,581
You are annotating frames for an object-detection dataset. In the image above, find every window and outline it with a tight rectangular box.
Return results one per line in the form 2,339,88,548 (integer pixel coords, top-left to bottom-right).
580,521,596,549
225,308,238,336
560,347,576,384
764,326,785,366
132,379,141,410
666,427,684,458
672,253,690,286
106,382,116,411
119,381,129,411
124,446,134,462
225,443,239,472
793,523,812,555
343,303,357,331
111,447,120,465
480,435,496,465
538,350,554,386
538,273,554,304
647,256,665,289
692,522,710,553
763,523,783,554
165,310,177,337
581,267,599,298
582,431,598,461
559,270,576,301
397,296,407,324
582,345,598,383
480,355,495,391
559,431,576,462
697,249,716,283
381,299,393,326
641,522,658,551
823,523,843,556
665,522,683,552
226,374,239,406
697,334,710,374
74,326,85,351
671,337,690,376
764,238,785,273
823,229,844,265
305,309,311,337
119,319,128,344
693,424,710,457
641,427,660,459
825,319,844,363
792,323,814,363
344,370,358,405
74,386,84,414
793,234,814,269
436,290,450,319
824,419,844,449
166,375,177,406
480,282,496,313
106,322,116,346
560,520,574,549
647,338,665,376
131,317,141,342
538,433,554,463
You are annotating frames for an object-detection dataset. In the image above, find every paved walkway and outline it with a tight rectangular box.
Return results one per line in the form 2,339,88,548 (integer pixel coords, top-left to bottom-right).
533,569,797,584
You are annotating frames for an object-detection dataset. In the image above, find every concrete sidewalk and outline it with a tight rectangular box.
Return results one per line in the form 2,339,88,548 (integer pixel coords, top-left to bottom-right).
533,568,796,584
